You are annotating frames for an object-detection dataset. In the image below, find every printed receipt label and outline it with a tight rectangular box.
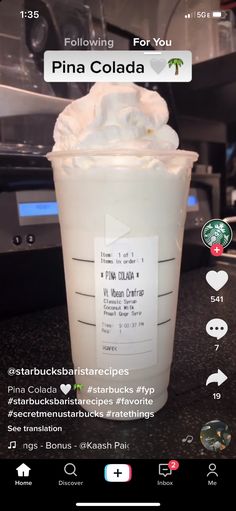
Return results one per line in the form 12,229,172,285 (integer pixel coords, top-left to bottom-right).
94,237,158,369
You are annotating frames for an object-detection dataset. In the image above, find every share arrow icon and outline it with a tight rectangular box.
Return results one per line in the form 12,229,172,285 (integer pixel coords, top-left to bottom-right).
206,369,228,387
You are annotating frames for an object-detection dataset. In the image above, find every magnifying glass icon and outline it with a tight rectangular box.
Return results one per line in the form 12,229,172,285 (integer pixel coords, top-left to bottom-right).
64,463,77,476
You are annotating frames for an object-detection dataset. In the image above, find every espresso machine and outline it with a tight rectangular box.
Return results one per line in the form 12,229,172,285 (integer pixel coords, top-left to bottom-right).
0,0,96,318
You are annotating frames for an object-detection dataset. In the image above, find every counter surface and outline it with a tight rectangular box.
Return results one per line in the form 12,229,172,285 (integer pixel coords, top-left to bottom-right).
1,265,236,459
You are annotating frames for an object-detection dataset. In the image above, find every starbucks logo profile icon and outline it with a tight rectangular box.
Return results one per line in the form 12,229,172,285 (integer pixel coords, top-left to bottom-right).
201,219,233,249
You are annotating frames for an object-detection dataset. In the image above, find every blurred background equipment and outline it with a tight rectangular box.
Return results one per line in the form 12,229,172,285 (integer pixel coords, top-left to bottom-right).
0,0,93,100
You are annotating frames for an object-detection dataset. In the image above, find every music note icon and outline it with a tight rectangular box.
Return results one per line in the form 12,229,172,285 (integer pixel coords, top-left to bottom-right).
182,435,193,444
8,441,16,449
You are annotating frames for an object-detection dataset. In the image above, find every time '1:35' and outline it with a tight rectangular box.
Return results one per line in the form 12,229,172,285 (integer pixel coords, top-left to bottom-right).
20,10,40,18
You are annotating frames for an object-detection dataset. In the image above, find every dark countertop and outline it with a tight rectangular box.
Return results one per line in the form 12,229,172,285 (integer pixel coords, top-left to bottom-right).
1,264,236,459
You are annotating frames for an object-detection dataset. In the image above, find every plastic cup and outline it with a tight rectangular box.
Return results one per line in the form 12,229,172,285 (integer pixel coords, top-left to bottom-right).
47,149,198,420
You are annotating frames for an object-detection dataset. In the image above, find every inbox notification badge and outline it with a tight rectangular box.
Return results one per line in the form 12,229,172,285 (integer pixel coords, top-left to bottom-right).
104,464,132,482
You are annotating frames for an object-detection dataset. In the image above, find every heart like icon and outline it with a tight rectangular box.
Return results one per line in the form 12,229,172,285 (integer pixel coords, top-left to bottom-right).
60,383,71,395
150,58,167,74
206,270,228,291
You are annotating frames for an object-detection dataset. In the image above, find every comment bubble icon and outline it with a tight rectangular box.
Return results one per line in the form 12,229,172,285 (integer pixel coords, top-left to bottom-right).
158,464,172,477
206,318,228,340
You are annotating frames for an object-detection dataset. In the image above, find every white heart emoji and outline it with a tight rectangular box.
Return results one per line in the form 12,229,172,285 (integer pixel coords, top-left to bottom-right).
206,270,228,291
60,383,71,395
150,58,167,74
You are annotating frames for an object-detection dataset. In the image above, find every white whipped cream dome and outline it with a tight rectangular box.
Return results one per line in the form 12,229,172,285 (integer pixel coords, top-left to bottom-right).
53,82,179,152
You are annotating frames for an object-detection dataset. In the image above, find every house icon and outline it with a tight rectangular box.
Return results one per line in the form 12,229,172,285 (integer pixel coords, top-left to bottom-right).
16,463,31,477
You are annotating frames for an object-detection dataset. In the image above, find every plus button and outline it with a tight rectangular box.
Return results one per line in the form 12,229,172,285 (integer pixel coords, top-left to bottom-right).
210,243,223,257
113,469,123,478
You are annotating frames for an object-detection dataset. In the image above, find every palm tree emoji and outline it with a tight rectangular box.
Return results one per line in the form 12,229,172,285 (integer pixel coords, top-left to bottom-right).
168,58,184,75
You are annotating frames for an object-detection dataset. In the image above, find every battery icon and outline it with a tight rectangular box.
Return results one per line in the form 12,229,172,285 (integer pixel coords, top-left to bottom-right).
212,11,222,18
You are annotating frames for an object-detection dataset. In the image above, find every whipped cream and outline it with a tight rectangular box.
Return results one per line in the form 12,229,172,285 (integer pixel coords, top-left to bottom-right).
53,83,179,152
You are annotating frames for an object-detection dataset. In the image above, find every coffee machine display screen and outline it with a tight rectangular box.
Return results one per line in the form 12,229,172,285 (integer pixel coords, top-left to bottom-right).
18,201,58,218
16,190,59,226
187,189,199,212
